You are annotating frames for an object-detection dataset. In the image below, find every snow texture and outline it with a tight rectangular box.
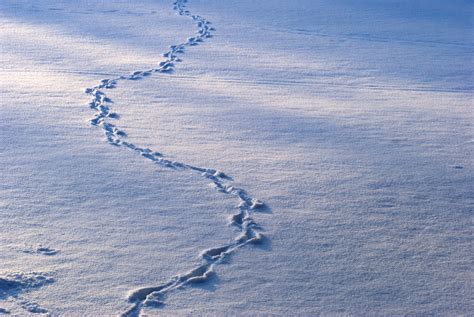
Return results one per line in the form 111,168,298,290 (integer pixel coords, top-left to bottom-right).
0,0,472,315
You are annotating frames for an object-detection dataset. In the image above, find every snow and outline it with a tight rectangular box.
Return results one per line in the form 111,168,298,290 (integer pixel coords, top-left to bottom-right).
1,0,473,315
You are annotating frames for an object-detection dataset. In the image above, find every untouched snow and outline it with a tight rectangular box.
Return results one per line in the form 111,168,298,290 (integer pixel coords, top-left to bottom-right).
0,0,473,315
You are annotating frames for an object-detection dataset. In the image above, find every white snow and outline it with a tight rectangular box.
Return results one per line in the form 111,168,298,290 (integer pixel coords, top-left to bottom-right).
0,0,472,315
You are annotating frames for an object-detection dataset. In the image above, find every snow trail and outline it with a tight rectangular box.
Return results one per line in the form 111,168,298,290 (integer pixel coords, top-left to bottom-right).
83,1,267,315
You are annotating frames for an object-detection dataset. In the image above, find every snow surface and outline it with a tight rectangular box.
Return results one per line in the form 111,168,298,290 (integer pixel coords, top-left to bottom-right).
0,0,473,315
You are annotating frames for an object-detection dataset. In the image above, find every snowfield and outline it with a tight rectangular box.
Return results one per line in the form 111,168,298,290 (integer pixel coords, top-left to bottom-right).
0,0,472,315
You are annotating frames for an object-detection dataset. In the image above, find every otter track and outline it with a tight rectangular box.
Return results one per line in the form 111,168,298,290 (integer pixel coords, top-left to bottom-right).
84,0,267,316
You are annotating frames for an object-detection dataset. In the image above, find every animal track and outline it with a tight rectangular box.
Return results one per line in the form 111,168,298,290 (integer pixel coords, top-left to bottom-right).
83,0,268,316
21,245,59,256
0,272,54,314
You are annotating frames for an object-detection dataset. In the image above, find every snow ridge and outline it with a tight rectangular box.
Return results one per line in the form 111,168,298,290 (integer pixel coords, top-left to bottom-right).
83,0,267,315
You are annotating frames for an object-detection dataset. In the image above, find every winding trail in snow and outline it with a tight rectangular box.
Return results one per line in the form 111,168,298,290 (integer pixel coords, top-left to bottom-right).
84,1,267,316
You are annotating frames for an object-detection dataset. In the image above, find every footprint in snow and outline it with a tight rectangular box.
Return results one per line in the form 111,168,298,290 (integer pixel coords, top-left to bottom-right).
21,245,59,256
0,272,54,314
